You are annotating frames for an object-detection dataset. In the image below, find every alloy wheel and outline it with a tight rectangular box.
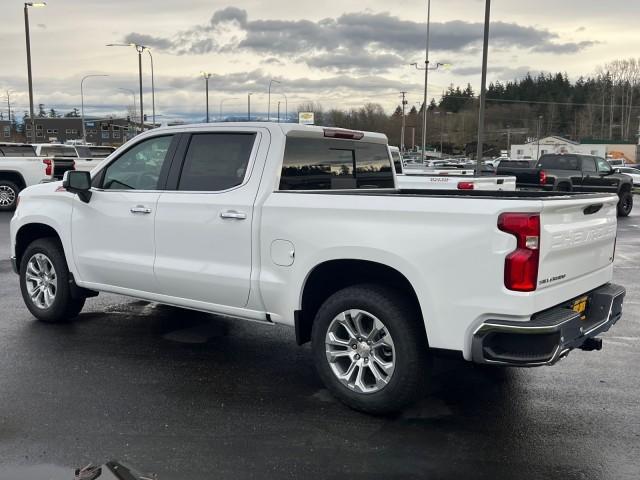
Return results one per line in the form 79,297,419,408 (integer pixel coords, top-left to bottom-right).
325,309,396,394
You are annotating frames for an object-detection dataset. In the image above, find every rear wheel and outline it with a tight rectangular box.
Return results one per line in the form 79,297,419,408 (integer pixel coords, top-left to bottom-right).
19,238,85,323
617,190,633,217
0,180,20,211
311,284,429,414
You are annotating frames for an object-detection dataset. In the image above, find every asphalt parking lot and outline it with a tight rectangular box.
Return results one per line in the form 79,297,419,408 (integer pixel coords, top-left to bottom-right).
0,203,638,480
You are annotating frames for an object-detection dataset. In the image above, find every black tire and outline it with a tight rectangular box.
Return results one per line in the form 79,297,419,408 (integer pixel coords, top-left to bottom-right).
19,238,85,323
617,190,633,217
311,284,429,414
0,180,20,211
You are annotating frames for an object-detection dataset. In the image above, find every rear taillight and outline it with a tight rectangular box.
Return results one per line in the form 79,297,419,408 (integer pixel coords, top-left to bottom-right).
498,213,540,292
457,181,475,190
43,158,52,176
539,170,547,185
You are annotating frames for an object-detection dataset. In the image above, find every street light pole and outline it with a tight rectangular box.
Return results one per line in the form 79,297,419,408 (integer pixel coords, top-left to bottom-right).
200,72,211,122
475,0,491,175
81,75,109,144
107,42,148,132
268,79,281,121
400,91,408,152
147,49,155,128
136,45,144,132
24,2,46,142
247,93,252,121
422,0,431,163
277,101,281,123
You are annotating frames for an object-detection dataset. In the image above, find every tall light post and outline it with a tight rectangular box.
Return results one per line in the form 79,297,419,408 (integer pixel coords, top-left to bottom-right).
81,74,109,144
268,79,281,121
147,49,155,128
107,43,150,132
411,61,448,159
475,0,491,174
200,71,212,122
24,2,46,143
219,98,239,121
247,93,252,121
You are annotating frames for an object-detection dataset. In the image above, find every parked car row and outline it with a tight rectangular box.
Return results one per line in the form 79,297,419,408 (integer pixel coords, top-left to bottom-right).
495,153,634,216
0,142,116,210
8,123,627,414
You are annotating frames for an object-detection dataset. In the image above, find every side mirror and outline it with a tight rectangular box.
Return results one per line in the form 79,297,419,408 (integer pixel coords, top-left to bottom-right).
63,170,92,203
614,168,621,174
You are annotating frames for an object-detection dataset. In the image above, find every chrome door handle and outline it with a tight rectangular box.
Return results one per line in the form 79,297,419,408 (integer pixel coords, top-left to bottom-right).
220,210,247,220
130,205,152,214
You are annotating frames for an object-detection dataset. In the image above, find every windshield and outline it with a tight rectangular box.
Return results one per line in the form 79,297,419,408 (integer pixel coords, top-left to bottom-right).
537,154,580,170
89,146,116,158
39,145,78,158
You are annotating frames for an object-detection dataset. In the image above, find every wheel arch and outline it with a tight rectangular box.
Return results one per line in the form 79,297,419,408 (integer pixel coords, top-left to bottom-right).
0,171,27,190
295,259,426,346
14,223,63,274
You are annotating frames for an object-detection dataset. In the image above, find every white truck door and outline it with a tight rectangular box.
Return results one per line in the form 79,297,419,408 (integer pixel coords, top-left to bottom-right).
71,134,177,292
154,130,264,308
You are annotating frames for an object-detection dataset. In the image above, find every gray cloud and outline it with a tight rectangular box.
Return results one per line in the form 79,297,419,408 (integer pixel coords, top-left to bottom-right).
121,8,597,74
124,32,173,50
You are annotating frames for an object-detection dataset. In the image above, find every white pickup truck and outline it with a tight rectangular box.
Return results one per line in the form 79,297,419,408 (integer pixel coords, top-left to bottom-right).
0,143,74,211
389,146,516,191
9,123,625,413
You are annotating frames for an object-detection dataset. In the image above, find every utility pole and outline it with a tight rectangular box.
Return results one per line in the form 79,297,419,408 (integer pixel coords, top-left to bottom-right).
200,72,211,122
475,0,491,175
277,101,281,123
506,125,511,153
247,93,252,121
400,91,408,152
24,3,47,142
421,0,431,163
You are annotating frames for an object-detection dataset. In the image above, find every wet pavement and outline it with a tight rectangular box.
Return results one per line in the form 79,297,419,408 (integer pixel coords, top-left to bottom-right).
0,203,638,480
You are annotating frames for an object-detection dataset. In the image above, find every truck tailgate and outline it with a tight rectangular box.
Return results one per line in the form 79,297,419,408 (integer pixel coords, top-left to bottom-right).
537,194,618,290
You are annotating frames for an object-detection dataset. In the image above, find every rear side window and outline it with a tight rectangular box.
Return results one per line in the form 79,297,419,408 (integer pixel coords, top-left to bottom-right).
0,145,36,157
537,155,579,171
280,138,394,190
582,157,597,173
178,133,256,192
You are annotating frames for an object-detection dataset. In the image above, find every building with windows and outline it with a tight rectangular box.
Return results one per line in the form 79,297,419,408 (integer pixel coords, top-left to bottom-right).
24,117,83,143
511,136,638,162
23,117,138,146
84,117,138,146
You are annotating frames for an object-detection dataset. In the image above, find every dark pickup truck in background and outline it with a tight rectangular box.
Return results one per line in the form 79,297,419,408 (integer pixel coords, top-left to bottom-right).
497,153,634,216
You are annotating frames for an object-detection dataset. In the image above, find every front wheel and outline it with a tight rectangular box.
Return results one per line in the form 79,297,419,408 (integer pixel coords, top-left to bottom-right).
19,238,85,323
617,190,633,217
311,284,429,414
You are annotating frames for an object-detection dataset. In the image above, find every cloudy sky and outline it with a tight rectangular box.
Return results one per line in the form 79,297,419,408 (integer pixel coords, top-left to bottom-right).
1,0,639,122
